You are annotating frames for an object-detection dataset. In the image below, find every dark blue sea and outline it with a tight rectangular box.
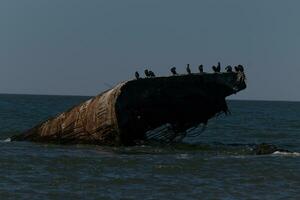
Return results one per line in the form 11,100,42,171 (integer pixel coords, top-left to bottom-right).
0,94,300,199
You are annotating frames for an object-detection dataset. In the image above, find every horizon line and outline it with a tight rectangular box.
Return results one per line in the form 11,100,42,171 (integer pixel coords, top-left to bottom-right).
0,92,299,103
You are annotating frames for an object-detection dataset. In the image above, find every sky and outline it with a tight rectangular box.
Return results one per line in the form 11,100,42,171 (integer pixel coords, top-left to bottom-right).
0,0,300,101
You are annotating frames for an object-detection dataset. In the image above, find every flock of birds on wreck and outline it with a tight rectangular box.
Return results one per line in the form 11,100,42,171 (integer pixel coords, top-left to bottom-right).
134,62,245,79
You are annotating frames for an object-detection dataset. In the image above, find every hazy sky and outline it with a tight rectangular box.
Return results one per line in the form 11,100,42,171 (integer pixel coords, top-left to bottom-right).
1,0,299,101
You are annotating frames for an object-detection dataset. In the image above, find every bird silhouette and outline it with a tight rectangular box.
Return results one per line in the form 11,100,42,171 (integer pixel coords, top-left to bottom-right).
135,71,140,79
170,67,177,75
225,66,232,72
144,69,150,77
212,65,217,73
216,62,221,72
198,65,203,73
149,70,155,77
234,66,239,72
186,64,191,74
238,65,244,72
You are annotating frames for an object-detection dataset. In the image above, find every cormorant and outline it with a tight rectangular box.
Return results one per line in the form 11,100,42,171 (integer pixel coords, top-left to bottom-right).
234,66,239,72
186,64,191,74
212,65,217,73
135,71,140,79
216,62,221,72
238,65,244,72
144,69,150,77
198,65,203,73
225,65,232,72
149,70,155,77
170,67,177,75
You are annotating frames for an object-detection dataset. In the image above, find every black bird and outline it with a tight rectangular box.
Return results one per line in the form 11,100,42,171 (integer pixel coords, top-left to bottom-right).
238,65,244,72
149,70,156,77
212,65,217,73
135,71,140,79
234,66,240,72
186,64,191,74
198,65,204,73
170,67,177,75
144,69,150,77
216,62,221,72
225,65,232,72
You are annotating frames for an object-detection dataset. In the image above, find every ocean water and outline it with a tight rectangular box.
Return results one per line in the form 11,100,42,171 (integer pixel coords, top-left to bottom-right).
0,94,300,199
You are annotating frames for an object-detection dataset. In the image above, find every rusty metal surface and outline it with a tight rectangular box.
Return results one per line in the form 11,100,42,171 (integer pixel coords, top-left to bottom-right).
13,83,125,145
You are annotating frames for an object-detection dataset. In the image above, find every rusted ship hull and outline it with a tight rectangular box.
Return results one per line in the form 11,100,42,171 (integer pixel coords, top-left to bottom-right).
12,72,246,145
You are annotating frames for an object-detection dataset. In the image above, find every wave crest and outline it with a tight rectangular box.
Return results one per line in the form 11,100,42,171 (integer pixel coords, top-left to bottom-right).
0,138,11,143
273,151,300,156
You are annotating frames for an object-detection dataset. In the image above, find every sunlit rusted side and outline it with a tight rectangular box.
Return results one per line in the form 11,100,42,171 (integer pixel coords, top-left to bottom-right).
12,83,125,145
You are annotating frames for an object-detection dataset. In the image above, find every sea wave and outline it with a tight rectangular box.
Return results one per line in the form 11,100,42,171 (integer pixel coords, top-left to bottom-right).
272,151,300,156
0,138,11,143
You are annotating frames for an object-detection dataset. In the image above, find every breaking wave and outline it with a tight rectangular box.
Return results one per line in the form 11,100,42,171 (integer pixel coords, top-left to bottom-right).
0,138,11,143
272,151,300,156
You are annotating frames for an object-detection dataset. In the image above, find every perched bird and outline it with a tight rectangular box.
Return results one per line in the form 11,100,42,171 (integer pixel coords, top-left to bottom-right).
212,65,217,73
135,71,140,79
144,69,150,77
234,66,239,72
186,64,191,74
170,67,177,75
238,65,244,72
198,65,204,73
225,65,232,72
149,70,156,77
216,62,221,72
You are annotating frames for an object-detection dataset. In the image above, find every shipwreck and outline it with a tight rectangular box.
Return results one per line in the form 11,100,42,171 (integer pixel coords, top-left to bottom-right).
12,71,246,145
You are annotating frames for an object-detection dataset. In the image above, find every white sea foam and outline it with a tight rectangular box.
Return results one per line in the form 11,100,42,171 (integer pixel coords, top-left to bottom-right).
272,151,300,156
176,153,191,160
0,138,11,143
